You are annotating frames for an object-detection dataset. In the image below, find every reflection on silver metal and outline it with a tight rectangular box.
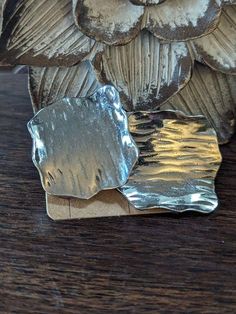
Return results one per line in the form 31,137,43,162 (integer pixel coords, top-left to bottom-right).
119,111,222,213
27,85,139,199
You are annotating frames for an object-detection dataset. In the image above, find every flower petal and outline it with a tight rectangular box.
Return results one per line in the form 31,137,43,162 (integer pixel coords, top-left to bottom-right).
29,61,101,113
191,6,236,74
0,0,101,66
144,0,221,41
73,0,144,45
162,63,236,144
119,110,222,213
100,31,192,111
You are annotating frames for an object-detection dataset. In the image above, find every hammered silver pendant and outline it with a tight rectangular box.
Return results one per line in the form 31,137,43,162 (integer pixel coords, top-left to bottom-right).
119,110,222,213
28,86,139,199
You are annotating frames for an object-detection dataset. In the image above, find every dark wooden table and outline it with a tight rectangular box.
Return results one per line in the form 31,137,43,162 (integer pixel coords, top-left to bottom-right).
0,73,235,313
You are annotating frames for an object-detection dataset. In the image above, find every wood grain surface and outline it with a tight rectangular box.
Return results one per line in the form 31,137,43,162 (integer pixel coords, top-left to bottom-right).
0,73,235,313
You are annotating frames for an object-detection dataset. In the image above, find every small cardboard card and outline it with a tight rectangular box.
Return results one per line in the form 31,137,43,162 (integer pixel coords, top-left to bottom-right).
46,190,165,220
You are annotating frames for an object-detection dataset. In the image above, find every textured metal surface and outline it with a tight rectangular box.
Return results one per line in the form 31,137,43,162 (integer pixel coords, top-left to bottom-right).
162,63,236,144
73,0,144,45
143,0,221,41
73,0,221,45
191,6,236,74
29,60,101,113
0,0,104,66
101,30,192,111
119,111,222,213
28,86,139,199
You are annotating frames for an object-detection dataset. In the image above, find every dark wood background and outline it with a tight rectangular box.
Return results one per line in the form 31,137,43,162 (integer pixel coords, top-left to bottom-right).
0,73,235,313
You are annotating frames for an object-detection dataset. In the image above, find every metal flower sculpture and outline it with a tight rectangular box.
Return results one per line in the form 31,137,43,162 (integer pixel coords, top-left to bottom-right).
1,0,234,142
0,0,235,216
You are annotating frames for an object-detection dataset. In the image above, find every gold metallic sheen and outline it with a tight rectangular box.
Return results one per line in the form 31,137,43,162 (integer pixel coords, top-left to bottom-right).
119,110,222,213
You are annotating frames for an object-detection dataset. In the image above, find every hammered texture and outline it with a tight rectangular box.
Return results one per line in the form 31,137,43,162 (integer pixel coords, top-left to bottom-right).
130,0,165,4
28,86,139,199
119,111,222,213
